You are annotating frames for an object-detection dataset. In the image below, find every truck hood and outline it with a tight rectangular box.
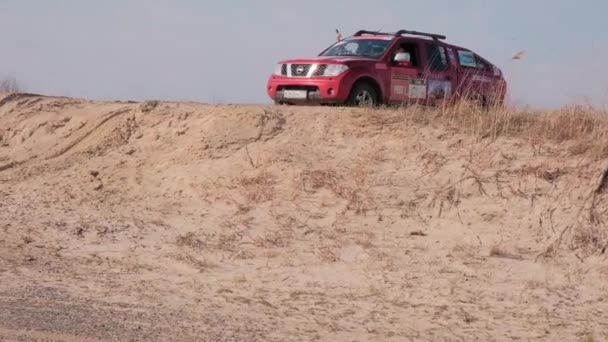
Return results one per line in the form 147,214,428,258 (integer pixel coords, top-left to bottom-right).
279,56,376,64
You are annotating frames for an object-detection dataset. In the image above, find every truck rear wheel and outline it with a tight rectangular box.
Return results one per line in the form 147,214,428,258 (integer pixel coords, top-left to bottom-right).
470,93,488,110
347,82,378,107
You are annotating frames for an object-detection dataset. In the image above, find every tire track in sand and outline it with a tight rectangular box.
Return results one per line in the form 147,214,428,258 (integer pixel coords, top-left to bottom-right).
44,107,133,161
0,107,133,174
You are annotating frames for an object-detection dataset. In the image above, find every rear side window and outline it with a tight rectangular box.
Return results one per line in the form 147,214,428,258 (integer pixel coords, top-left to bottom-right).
458,50,489,71
427,44,448,71
457,50,477,68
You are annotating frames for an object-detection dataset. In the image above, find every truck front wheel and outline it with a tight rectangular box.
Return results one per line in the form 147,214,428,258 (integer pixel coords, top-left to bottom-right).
347,82,378,107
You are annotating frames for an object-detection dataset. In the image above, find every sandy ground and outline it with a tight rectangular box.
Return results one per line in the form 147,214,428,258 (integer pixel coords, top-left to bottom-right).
1,93,607,341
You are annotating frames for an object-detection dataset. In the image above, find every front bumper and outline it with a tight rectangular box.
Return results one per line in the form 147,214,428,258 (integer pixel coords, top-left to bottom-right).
267,75,350,104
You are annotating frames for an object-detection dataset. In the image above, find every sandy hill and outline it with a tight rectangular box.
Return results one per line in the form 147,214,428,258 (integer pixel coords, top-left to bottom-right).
0,93,607,341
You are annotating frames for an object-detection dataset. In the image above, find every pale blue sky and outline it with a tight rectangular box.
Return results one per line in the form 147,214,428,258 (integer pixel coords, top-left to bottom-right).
1,1,607,108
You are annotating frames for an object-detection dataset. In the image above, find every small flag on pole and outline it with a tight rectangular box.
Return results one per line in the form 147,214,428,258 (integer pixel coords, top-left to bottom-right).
336,29,342,41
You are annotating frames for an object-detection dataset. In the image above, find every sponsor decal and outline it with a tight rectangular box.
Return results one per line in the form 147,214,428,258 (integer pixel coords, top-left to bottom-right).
393,84,406,95
428,80,452,99
392,74,411,80
471,75,492,83
408,79,426,99
375,63,387,70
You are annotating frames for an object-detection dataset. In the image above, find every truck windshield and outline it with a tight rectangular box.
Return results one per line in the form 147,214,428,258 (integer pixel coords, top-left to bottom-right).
320,39,392,58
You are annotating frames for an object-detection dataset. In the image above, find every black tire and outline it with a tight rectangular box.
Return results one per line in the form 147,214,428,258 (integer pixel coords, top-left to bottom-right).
470,93,488,110
347,82,378,107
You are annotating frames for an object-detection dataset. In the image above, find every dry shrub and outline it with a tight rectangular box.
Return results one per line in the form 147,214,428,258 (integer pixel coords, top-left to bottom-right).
176,228,247,254
542,185,608,258
569,188,608,256
239,169,275,203
516,164,566,182
301,163,374,215
419,150,448,173
354,231,375,249
449,243,479,259
176,232,207,250
253,230,291,248
173,253,216,272
384,101,608,159
0,76,21,93
318,246,339,262
216,228,248,252
360,102,608,256
365,97,564,146
570,224,608,255
139,100,159,113
301,169,341,192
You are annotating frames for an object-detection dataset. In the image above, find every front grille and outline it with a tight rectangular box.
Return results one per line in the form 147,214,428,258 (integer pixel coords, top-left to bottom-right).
290,64,311,77
313,64,327,76
277,85,318,91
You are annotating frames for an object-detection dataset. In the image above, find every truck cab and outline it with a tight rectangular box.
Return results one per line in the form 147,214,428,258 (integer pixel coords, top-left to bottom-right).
267,29,507,107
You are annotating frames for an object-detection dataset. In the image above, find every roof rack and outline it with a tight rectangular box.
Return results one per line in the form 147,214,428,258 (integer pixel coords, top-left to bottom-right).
395,29,446,41
353,30,393,37
353,29,446,41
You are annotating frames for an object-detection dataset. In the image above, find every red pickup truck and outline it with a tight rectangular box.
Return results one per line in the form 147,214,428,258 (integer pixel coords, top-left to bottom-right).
267,29,507,107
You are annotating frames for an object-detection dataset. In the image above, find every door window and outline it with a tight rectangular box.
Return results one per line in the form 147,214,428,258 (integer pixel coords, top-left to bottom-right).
428,44,449,71
392,42,421,68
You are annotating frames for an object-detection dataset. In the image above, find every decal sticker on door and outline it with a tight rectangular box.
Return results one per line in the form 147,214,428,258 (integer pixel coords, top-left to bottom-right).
393,84,406,95
408,79,426,99
389,73,411,102
428,80,451,99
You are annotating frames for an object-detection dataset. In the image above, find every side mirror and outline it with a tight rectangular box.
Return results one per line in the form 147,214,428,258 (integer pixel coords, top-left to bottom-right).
394,52,411,63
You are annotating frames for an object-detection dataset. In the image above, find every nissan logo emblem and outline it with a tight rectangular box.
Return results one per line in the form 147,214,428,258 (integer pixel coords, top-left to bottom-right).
296,65,305,74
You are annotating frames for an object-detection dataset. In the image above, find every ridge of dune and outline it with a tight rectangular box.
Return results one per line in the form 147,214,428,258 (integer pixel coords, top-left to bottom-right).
1,94,607,341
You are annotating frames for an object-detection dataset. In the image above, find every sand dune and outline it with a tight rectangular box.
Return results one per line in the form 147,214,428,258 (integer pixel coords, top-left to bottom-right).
1,93,607,341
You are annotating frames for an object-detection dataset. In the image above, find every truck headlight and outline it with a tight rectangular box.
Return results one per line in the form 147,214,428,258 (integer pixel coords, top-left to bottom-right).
323,64,349,76
274,64,284,76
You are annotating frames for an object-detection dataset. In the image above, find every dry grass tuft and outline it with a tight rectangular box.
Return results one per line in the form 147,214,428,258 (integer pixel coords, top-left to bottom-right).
419,150,448,174
176,232,207,250
360,102,608,160
516,164,566,183
173,253,216,272
319,246,339,263
300,151,377,215
580,333,596,342
253,230,291,248
239,169,276,203
301,169,341,192
489,245,523,260
571,224,608,255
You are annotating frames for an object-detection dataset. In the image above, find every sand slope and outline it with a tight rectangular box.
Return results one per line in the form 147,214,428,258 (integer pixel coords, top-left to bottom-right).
1,93,607,341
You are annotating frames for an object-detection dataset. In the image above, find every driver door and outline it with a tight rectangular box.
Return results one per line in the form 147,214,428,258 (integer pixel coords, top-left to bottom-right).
388,41,426,105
